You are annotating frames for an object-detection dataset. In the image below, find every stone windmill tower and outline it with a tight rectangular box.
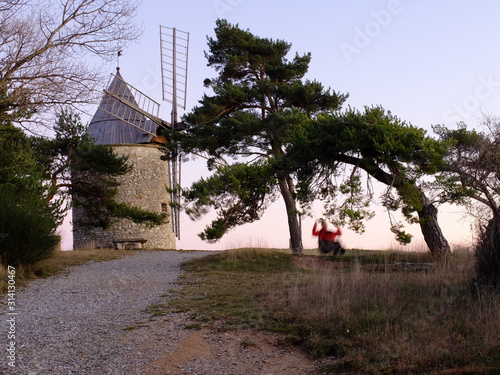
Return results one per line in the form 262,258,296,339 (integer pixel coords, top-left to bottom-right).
72,26,188,250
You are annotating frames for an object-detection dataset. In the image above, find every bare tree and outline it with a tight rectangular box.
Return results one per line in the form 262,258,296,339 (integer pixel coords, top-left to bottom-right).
0,0,26,12
0,0,142,128
435,119,500,286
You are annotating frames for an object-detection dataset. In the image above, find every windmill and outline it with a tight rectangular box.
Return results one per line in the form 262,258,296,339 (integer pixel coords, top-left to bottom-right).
88,26,189,242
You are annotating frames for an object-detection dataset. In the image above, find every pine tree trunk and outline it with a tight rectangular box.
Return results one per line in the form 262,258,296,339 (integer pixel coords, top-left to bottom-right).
278,176,303,254
336,156,452,254
417,195,451,254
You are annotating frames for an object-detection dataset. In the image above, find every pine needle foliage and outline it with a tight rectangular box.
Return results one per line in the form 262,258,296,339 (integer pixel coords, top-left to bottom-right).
165,19,346,253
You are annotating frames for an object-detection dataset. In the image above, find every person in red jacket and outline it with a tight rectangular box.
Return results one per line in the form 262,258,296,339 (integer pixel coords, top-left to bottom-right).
312,219,344,254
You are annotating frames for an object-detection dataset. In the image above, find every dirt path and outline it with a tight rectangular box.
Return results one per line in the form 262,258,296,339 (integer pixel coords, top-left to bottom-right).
145,328,317,374
141,255,333,375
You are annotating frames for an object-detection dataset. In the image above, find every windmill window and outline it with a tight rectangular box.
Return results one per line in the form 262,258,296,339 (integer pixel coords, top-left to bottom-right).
161,203,168,212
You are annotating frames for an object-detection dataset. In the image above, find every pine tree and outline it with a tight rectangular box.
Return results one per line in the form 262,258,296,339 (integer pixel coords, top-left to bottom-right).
32,110,167,230
291,106,452,254
169,20,346,253
0,121,60,266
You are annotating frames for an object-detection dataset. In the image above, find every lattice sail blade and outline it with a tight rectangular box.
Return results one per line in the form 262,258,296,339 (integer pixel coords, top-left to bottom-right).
160,25,190,240
160,26,189,111
98,72,172,133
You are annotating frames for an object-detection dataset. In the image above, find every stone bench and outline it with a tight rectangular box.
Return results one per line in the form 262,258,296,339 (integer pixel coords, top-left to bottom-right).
112,238,147,250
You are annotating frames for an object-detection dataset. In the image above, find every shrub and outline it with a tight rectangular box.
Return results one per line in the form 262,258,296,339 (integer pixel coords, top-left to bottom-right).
475,215,500,288
0,187,59,268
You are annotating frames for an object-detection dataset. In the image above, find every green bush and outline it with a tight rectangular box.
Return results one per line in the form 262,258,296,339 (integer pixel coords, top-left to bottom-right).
0,188,59,268
475,215,500,288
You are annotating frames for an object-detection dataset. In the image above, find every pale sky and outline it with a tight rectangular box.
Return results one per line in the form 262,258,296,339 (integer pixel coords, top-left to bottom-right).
62,1,500,251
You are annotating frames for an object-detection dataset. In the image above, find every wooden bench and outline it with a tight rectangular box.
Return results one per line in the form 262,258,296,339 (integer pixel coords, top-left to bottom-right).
112,238,147,250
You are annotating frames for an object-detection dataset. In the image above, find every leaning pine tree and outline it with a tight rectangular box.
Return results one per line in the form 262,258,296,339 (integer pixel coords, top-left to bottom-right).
290,106,452,254
168,20,346,253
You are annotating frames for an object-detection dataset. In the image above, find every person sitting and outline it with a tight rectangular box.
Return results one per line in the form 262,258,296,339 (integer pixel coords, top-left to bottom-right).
312,219,344,255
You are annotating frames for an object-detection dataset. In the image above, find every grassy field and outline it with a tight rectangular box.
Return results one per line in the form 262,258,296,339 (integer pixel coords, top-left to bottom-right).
169,248,500,375
3,246,499,373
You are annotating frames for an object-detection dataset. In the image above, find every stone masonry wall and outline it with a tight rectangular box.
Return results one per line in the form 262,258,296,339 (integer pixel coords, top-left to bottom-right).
73,144,176,250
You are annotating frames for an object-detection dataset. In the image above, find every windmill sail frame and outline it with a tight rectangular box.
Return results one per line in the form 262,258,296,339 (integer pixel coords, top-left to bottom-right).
99,72,172,134
160,26,189,116
160,25,190,240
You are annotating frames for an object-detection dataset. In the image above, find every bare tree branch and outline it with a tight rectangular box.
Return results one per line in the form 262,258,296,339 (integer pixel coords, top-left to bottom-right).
0,0,142,128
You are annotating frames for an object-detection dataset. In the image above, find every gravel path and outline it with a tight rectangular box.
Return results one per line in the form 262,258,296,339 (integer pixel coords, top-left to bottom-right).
0,250,213,375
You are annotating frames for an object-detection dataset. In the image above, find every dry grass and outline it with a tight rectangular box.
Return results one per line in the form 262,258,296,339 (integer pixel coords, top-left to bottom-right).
2,246,498,373
171,248,500,374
